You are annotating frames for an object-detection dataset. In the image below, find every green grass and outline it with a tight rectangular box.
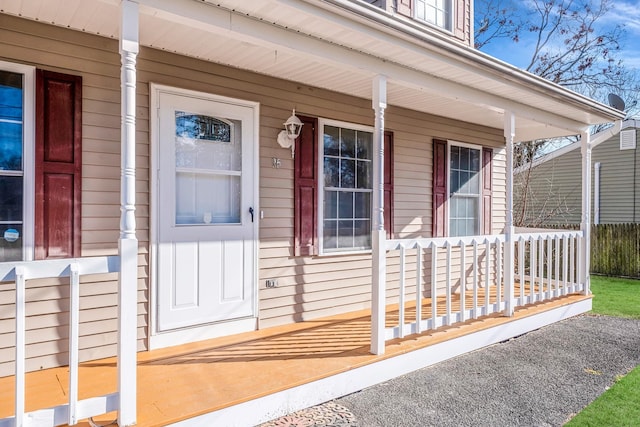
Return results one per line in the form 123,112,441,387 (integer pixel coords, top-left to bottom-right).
564,366,640,427
563,275,640,426
590,275,640,319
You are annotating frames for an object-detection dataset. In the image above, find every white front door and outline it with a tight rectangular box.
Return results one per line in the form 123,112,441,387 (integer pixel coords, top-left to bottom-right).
154,87,257,335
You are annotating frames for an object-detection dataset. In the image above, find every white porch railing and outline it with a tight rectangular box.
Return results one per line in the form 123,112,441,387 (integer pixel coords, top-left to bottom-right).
0,257,120,427
513,230,585,305
380,229,584,343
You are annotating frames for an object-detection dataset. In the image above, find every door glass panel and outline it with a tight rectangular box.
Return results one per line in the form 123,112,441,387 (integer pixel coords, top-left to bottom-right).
0,71,23,171
0,70,24,261
174,111,242,225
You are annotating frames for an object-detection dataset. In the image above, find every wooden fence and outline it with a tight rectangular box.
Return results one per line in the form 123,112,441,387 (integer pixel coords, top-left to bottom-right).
591,223,640,278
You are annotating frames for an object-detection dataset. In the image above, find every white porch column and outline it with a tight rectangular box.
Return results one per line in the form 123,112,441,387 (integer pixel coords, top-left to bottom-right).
118,1,139,425
580,130,592,295
504,112,515,317
371,75,387,355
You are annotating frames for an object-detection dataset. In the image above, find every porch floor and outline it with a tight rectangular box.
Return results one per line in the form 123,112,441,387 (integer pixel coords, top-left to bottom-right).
0,290,590,427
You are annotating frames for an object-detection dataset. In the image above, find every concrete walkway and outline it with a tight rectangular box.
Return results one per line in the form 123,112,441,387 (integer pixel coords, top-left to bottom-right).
260,315,640,426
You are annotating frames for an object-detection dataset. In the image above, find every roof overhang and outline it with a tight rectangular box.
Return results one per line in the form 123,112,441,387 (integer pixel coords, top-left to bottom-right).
3,0,625,140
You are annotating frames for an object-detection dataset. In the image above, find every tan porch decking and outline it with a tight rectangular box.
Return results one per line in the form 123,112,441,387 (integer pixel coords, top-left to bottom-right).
0,288,590,427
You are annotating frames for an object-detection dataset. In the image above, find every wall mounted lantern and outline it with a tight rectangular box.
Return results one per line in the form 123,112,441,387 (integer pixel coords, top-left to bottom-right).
277,109,303,158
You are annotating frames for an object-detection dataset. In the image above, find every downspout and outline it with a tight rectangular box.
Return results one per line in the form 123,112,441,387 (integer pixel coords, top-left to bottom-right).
594,162,600,225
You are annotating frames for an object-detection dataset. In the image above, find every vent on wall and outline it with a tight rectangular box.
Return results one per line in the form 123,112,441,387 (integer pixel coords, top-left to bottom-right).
620,129,636,150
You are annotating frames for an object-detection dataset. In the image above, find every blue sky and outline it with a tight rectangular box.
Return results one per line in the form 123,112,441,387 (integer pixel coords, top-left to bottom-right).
479,0,640,74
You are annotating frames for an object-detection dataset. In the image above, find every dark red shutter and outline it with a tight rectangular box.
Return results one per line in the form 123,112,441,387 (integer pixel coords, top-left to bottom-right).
384,131,394,238
35,70,82,259
432,139,447,237
397,0,413,16
294,116,318,256
482,147,493,235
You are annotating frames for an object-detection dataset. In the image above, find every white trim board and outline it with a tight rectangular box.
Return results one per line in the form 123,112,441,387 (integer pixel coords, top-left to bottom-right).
168,298,592,427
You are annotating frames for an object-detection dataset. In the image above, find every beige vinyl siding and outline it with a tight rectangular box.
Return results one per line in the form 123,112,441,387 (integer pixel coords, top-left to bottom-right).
0,14,149,377
0,13,506,374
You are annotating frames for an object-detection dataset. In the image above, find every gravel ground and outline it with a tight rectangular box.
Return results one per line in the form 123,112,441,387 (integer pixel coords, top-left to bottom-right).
261,315,640,427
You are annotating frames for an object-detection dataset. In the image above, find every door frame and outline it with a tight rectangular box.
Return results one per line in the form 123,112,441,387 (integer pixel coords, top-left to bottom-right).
148,83,260,350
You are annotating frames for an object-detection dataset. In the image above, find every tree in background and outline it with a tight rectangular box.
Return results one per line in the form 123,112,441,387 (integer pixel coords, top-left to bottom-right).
475,0,639,225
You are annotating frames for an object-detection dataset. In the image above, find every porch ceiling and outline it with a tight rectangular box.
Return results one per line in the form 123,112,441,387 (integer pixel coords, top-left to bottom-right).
2,0,625,140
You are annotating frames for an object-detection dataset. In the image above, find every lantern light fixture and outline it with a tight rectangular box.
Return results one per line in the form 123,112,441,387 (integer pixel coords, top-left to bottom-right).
277,109,303,158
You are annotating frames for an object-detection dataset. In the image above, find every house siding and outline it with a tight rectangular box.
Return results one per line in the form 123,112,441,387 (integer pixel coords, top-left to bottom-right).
0,14,149,377
518,128,640,226
0,14,504,375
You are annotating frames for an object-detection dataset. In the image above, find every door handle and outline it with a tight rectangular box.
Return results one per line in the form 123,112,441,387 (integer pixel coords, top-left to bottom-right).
249,207,254,223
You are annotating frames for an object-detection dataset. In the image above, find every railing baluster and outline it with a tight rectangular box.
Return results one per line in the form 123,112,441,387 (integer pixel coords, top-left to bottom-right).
562,236,569,295
538,237,544,301
496,240,502,310
547,237,552,297
460,242,466,322
399,246,406,338
553,235,560,297
15,266,26,427
431,244,438,330
530,238,537,302
484,240,490,315
518,237,525,303
415,244,423,334
570,235,576,291
446,243,452,326
69,263,80,425
472,240,478,319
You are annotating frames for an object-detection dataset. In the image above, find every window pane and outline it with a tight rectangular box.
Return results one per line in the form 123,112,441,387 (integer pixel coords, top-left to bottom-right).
460,146,470,169
356,160,371,189
324,125,340,157
451,170,460,194
354,220,371,248
338,220,353,249
355,192,371,219
323,220,337,250
340,159,355,188
470,148,480,171
338,191,354,219
0,122,23,170
450,145,459,170
324,190,337,219
324,157,339,187
356,131,372,160
450,219,459,237
0,70,23,171
342,128,356,158
0,175,23,221
0,223,22,262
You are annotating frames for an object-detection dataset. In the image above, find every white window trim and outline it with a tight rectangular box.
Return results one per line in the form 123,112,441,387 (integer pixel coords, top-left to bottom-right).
317,118,375,256
0,61,35,262
414,0,455,33
447,140,483,237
